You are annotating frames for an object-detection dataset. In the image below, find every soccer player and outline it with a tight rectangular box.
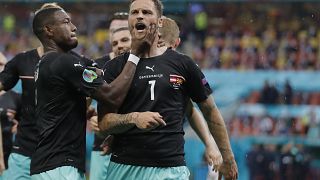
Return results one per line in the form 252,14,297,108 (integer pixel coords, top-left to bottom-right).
89,25,132,180
0,46,41,180
98,0,238,179
30,5,162,180
0,55,21,180
95,12,129,68
0,4,60,179
160,16,224,173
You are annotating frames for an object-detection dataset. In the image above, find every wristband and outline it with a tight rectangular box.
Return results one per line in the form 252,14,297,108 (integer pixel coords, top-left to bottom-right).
128,54,140,65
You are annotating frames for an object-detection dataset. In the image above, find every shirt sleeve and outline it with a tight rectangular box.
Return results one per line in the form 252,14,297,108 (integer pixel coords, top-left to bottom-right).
0,55,20,91
56,53,104,97
183,55,212,103
102,53,128,84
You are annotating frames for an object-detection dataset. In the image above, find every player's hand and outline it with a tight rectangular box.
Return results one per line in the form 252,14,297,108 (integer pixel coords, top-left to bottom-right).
205,145,223,172
218,157,238,180
100,135,114,155
134,112,165,131
0,158,5,175
86,106,97,120
131,23,157,56
89,116,100,133
157,33,166,48
11,119,18,134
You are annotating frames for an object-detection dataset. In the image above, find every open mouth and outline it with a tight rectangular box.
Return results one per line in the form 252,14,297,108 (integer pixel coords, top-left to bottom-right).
135,22,147,31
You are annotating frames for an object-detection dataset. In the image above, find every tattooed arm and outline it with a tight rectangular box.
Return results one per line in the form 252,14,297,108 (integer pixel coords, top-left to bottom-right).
98,104,165,135
198,95,238,180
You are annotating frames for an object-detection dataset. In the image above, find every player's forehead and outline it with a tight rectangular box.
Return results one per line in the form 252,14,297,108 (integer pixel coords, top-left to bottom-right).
130,0,156,13
111,30,131,41
53,9,70,21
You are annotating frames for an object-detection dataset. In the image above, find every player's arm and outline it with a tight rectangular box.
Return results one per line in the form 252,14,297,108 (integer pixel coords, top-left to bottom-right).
92,58,138,110
0,120,5,174
98,104,165,135
92,24,157,110
0,54,20,92
186,99,222,171
197,95,238,180
0,83,4,92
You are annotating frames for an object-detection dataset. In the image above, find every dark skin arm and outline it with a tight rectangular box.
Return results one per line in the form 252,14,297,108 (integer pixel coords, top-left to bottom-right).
92,23,158,111
91,61,137,110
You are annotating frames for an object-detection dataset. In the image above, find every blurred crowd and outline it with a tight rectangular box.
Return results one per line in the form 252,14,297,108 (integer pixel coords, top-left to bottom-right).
229,111,320,138
245,78,320,106
246,143,312,180
1,3,320,71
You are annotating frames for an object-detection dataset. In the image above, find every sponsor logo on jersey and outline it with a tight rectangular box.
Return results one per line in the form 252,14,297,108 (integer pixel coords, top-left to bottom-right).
83,69,98,83
139,74,163,80
146,65,155,72
170,74,185,89
74,62,83,68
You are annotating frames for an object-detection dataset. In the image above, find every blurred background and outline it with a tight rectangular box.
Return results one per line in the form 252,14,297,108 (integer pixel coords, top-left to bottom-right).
2,0,320,179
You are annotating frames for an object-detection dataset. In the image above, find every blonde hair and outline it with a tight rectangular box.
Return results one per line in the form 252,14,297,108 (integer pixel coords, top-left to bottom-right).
40,2,62,10
159,17,180,46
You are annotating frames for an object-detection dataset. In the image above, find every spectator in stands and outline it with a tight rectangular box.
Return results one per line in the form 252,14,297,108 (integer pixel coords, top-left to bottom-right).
260,80,279,104
246,143,260,180
284,79,293,104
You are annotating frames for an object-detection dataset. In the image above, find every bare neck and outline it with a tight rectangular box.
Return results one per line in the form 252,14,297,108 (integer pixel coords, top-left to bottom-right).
142,36,167,58
43,40,67,54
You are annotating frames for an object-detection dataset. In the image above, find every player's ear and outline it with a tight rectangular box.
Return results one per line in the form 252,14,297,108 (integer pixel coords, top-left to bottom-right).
158,17,163,28
173,38,181,49
44,25,54,37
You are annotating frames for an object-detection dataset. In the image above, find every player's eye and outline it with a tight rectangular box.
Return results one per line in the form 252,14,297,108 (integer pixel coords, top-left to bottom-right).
130,10,138,15
121,38,129,42
63,19,71,24
112,41,118,47
142,10,152,15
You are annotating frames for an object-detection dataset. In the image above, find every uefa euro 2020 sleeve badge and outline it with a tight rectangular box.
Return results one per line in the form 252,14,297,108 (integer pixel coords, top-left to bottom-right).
82,69,98,83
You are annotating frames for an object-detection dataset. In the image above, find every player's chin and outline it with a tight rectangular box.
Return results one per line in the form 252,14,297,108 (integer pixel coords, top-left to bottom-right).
64,40,78,51
117,50,128,56
69,40,78,49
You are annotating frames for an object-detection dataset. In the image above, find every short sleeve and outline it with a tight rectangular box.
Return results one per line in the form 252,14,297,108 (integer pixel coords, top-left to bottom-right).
103,53,128,84
184,56,212,103
56,53,104,97
0,55,20,91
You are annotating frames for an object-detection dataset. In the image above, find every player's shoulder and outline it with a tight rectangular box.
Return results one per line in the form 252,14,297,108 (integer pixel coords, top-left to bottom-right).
164,48,194,63
11,48,38,62
95,55,111,62
95,55,111,69
51,51,78,62
6,90,20,98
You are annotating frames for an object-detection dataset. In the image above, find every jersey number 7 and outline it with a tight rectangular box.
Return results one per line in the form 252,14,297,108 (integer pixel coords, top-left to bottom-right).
148,80,156,101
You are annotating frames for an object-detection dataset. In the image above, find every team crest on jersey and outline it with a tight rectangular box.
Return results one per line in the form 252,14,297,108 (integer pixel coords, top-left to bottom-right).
83,69,98,83
170,74,185,89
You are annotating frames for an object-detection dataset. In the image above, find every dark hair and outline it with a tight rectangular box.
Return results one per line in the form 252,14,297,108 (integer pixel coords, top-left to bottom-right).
130,0,163,17
32,7,62,40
